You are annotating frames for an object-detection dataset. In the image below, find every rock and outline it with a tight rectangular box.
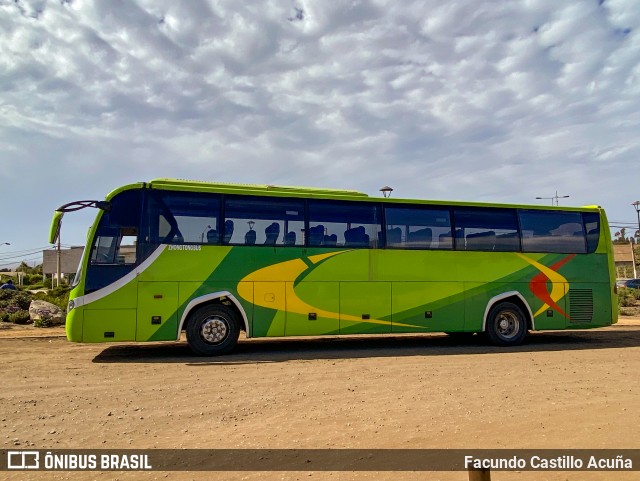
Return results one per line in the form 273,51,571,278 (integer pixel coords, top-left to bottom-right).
29,300,65,326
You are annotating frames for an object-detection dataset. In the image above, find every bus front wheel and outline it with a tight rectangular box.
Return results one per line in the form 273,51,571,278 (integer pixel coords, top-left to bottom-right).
484,302,528,346
186,304,240,356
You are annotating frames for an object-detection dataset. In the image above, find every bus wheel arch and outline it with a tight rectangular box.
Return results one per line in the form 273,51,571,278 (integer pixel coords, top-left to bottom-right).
178,292,249,338
482,292,533,346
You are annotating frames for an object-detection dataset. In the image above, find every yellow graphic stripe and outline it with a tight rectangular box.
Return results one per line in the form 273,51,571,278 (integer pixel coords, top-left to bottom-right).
308,251,345,264
237,255,421,329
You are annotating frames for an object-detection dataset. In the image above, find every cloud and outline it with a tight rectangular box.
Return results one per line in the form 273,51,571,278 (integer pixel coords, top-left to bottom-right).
1,0,639,254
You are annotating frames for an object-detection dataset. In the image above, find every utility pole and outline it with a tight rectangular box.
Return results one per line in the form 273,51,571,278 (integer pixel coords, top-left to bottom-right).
56,225,61,288
633,201,640,278
631,239,637,279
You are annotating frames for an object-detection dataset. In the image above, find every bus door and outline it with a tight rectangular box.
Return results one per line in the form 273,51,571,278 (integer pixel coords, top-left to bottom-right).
136,282,179,341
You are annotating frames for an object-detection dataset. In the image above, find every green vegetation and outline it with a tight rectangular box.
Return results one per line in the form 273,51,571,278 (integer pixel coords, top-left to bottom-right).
0,287,70,326
32,287,70,311
33,317,55,328
619,287,638,307
0,289,30,310
8,310,31,324
618,287,640,316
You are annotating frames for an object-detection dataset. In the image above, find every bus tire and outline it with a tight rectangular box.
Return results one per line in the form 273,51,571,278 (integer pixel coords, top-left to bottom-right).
484,302,528,346
186,304,240,356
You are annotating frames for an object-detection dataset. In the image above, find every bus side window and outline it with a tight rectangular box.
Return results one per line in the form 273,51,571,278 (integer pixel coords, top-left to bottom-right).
224,196,304,246
308,200,381,248
583,212,600,253
452,208,519,252
145,191,220,246
519,210,587,254
384,205,451,249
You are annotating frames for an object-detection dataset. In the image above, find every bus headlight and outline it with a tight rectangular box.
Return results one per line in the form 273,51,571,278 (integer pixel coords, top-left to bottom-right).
67,300,75,311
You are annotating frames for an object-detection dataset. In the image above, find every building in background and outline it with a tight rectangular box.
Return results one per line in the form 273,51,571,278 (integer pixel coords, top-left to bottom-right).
42,245,136,287
42,247,84,286
613,242,636,279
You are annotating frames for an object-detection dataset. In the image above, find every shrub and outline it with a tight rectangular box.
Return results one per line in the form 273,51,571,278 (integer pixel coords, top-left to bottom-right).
618,288,637,308
0,311,9,322
23,274,43,286
0,289,16,301
33,316,54,328
11,293,32,310
8,310,31,324
33,288,70,311
0,291,31,310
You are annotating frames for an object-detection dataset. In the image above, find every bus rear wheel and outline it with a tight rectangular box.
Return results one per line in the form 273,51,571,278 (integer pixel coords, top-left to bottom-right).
484,302,528,346
186,304,240,356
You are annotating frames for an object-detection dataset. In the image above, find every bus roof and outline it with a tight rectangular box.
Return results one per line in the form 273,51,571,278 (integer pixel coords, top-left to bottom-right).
105,178,602,213
148,178,369,198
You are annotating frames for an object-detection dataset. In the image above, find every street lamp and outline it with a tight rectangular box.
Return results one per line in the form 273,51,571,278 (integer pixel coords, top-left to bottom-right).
536,191,570,206
0,242,9,247
380,186,393,198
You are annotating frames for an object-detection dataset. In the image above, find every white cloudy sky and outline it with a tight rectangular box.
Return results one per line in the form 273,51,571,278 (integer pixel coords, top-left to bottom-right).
1,0,640,265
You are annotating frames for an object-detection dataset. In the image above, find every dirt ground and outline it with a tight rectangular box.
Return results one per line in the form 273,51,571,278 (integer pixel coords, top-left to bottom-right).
1,319,640,481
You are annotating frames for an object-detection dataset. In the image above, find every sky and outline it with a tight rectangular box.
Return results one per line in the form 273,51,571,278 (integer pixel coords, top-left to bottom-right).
1,0,640,267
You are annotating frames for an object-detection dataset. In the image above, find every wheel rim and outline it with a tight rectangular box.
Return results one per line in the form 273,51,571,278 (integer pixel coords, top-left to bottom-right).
200,316,229,344
495,310,520,340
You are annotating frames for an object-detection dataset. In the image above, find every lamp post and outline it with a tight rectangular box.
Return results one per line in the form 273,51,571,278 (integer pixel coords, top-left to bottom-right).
0,242,9,247
380,186,393,198
56,230,61,288
536,191,570,206
632,202,640,278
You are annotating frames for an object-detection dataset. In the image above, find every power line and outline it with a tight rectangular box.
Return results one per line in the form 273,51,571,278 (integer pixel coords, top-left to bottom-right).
0,245,52,255
0,256,42,269
0,248,54,262
611,225,640,230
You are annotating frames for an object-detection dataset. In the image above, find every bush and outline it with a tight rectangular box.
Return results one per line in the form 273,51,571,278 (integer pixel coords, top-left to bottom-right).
618,288,637,308
0,311,9,322
8,310,31,324
11,293,31,310
0,291,31,310
0,289,16,301
33,287,70,311
33,316,54,328
21,274,43,286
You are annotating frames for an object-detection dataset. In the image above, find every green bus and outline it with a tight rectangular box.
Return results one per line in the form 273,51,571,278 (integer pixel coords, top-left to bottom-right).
50,179,617,355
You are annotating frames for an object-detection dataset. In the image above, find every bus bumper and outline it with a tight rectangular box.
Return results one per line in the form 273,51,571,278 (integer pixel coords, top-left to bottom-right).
66,307,83,342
